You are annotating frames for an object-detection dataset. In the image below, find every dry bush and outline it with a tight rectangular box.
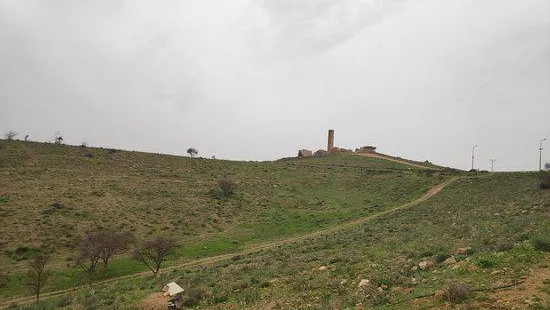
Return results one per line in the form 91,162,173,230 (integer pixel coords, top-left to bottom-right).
442,282,472,302
218,178,235,196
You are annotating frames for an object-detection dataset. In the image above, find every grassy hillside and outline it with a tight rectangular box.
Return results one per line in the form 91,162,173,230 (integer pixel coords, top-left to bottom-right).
18,172,544,310
0,140,451,301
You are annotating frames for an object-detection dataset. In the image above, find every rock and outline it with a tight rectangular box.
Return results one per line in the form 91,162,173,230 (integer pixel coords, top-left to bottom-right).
391,286,413,295
298,149,312,157
380,284,388,290
418,261,435,270
466,264,479,272
358,279,370,288
318,266,328,271
313,149,328,157
355,303,364,310
433,289,445,300
443,256,457,265
455,247,473,255
340,279,347,286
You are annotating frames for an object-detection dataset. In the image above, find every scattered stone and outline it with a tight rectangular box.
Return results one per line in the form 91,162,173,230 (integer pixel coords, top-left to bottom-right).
313,149,327,157
391,286,413,295
491,270,503,275
355,303,364,310
298,149,312,157
358,279,370,288
443,256,457,265
434,289,445,300
380,284,388,290
455,247,473,255
419,261,435,270
340,279,347,286
318,266,328,271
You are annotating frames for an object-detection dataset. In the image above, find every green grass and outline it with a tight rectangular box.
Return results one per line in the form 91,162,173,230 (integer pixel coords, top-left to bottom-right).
2,140,548,309
33,171,546,310
0,139,450,300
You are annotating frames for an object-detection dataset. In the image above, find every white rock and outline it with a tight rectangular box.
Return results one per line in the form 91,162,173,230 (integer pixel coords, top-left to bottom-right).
358,279,370,288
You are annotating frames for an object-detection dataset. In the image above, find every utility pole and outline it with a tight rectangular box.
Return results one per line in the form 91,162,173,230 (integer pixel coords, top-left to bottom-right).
471,144,478,171
540,138,547,171
489,159,496,172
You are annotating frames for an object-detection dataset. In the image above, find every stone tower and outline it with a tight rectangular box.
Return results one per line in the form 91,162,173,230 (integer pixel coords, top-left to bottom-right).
327,129,334,152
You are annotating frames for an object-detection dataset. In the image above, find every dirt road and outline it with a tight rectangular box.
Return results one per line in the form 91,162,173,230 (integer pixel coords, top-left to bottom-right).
0,178,456,308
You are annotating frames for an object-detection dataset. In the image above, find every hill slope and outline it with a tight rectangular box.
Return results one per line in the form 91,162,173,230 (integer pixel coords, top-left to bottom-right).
0,140,453,301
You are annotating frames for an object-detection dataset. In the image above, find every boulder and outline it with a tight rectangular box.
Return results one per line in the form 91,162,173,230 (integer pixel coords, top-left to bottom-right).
418,261,435,270
433,289,445,300
443,256,457,265
358,279,370,288
313,149,328,158
318,266,328,271
298,149,312,157
455,247,472,255
467,264,479,272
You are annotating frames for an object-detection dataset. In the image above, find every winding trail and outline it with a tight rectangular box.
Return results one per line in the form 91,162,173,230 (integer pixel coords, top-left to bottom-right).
0,178,457,308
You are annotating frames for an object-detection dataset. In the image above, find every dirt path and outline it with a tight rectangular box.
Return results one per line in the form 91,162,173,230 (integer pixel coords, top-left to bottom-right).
354,152,441,170
0,178,457,308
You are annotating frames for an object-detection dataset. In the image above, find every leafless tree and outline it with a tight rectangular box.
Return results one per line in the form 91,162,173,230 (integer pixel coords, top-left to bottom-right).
75,233,102,274
75,230,133,273
97,231,133,269
187,148,198,157
133,237,174,274
27,255,50,302
4,131,17,140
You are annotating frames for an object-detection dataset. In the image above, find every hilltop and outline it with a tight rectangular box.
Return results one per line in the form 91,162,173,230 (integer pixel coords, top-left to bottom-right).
0,140,548,309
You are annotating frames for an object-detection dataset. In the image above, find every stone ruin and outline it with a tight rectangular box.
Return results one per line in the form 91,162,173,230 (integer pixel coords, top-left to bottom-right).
297,130,376,158
355,146,377,153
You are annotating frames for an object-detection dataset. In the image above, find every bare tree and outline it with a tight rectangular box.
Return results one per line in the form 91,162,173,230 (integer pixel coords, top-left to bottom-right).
75,230,133,273
27,255,50,302
4,131,17,140
133,237,174,274
187,148,198,157
75,233,102,274
97,231,133,269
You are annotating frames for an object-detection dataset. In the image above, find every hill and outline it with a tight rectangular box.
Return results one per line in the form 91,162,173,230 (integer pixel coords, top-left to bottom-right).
0,140,451,299
1,140,548,309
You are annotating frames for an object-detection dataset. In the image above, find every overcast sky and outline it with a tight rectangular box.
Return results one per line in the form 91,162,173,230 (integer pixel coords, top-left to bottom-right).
1,0,549,171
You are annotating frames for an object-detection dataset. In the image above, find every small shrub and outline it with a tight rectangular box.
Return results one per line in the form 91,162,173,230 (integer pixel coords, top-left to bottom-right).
442,282,472,302
435,253,452,263
218,178,235,196
532,236,550,252
56,296,73,307
183,287,206,307
474,258,496,268
0,273,7,288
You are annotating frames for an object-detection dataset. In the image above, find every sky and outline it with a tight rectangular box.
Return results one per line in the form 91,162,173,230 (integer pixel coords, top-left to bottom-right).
1,0,549,171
